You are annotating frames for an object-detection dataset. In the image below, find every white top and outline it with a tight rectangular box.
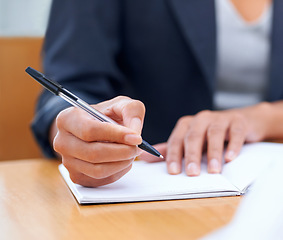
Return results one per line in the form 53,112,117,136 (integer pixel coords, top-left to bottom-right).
214,0,272,110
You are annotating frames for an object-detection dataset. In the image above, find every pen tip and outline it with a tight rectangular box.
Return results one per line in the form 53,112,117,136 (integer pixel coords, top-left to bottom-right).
160,155,164,159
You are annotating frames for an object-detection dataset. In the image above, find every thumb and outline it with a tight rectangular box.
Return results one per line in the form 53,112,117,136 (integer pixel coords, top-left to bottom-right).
96,96,145,134
118,98,146,135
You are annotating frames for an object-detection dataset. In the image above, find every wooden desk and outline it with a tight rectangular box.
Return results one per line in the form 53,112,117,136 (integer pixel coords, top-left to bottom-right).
0,159,241,240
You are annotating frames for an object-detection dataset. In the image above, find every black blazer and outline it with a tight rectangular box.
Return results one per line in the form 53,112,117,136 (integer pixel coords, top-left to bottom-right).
33,0,283,157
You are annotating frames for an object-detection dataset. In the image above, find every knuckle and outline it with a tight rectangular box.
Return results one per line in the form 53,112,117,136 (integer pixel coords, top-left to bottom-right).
168,136,182,146
196,110,212,119
207,149,221,160
91,164,105,179
123,99,146,115
258,102,270,111
207,124,223,136
69,172,83,185
53,133,65,153
231,120,247,135
209,146,220,154
62,157,71,169
167,144,182,159
63,161,83,184
114,95,131,103
56,107,74,126
116,95,131,101
233,112,245,122
79,121,99,141
83,147,99,162
186,130,202,141
230,126,245,135
56,110,67,129
106,175,119,184
176,116,189,126
229,139,242,147
184,151,199,162
106,125,125,143
120,146,138,159
167,148,179,156
79,126,93,141
107,173,124,184
231,113,248,128
132,100,146,114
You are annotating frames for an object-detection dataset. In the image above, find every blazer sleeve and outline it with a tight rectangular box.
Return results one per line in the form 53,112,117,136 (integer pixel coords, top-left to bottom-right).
32,0,125,157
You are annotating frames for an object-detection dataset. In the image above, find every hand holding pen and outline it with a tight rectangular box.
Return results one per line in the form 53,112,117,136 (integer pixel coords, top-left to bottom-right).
26,67,162,187
52,97,147,187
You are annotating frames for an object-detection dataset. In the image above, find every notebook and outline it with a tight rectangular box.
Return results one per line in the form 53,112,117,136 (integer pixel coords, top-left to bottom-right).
59,142,283,204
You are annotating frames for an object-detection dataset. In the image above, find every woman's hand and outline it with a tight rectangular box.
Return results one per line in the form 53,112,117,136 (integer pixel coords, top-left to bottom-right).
51,96,145,187
141,102,283,176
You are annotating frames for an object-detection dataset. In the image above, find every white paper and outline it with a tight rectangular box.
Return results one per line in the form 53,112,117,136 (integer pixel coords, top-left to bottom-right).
59,162,237,204
59,142,283,204
222,142,283,191
202,157,283,240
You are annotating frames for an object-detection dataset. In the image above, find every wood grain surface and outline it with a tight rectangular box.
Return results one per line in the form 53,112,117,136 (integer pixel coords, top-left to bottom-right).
0,159,241,240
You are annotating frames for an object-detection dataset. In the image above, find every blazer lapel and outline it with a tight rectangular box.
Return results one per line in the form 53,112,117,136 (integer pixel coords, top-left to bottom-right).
167,0,216,90
268,0,283,101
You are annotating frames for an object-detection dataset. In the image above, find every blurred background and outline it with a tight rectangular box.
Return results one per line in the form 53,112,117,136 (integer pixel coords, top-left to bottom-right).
0,0,52,160
0,0,51,36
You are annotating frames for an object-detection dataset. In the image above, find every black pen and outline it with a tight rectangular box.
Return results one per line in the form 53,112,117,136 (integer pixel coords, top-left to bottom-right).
25,67,163,158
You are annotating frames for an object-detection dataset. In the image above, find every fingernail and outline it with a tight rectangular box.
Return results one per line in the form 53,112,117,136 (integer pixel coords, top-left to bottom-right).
124,134,142,145
209,158,220,173
186,162,199,176
226,150,236,162
169,162,180,174
130,117,142,134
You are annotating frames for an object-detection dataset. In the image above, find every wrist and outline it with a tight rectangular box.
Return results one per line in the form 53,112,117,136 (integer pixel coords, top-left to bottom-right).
238,102,273,142
261,101,283,140
254,102,273,139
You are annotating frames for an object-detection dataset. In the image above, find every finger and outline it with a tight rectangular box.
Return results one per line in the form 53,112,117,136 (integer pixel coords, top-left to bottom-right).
97,96,146,134
62,156,133,180
206,120,229,173
166,118,188,175
139,142,167,163
184,116,209,176
225,117,247,162
56,107,142,146
66,163,132,187
54,131,141,163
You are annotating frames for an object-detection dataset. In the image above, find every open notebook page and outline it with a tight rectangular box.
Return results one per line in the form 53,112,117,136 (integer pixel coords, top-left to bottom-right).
222,142,283,192
59,161,237,204
59,142,283,204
